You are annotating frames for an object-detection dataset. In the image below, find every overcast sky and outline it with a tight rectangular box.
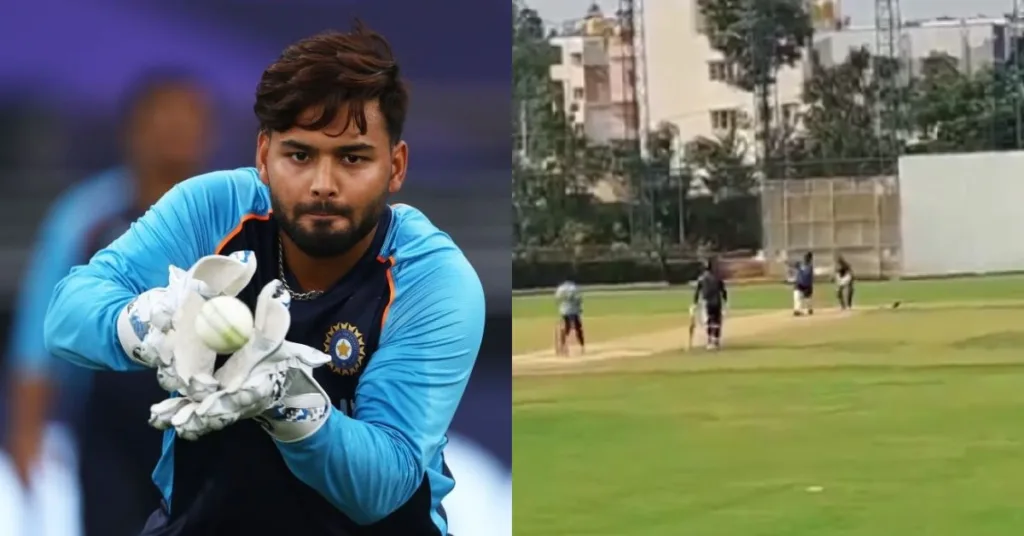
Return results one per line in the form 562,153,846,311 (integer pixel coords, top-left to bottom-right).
529,0,1020,27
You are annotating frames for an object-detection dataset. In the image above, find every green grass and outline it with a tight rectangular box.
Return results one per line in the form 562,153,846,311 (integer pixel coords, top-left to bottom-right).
513,275,1024,535
511,274,1024,319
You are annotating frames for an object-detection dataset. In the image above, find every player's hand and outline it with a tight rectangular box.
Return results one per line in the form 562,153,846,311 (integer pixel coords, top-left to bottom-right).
118,251,257,393
151,280,332,442
688,305,696,316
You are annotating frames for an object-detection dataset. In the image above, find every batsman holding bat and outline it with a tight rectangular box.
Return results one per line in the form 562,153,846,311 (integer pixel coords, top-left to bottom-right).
690,258,728,351
553,278,584,356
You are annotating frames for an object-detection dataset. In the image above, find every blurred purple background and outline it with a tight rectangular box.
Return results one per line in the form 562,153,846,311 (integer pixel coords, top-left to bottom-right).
0,1,510,533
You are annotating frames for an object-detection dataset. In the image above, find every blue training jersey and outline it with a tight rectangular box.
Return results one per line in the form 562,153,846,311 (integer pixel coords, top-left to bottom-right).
4,168,133,429
794,262,814,289
43,167,485,535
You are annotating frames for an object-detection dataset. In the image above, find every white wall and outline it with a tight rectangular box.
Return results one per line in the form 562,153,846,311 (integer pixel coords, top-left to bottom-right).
899,152,1024,276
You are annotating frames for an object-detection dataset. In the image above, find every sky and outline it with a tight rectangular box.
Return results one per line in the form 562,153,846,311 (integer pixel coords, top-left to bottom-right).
529,0,1021,27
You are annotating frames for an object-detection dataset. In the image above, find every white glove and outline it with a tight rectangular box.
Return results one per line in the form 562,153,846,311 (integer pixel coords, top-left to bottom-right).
688,305,696,316
151,280,332,442
116,251,257,392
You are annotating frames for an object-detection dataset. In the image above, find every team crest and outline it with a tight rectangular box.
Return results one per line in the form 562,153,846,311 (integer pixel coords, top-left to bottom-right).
324,322,366,376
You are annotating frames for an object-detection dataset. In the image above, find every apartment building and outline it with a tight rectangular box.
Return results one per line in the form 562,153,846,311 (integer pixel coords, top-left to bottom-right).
548,5,639,145
814,17,1015,76
641,0,827,157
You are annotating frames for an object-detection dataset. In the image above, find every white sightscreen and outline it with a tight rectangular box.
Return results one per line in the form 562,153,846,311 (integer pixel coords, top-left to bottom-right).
899,151,1024,276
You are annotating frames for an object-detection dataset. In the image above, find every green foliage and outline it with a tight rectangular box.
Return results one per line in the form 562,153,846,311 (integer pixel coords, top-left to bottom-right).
512,257,704,288
513,0,1024,261
908,53,1024,153
696,0,813,92
513,0,629,251
778,47,895,177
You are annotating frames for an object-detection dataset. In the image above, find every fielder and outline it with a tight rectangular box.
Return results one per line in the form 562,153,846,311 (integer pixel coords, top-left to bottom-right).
691,259,728,350
554,279,584,356
834,255,854,310
44,22,484,536
792,252,815,316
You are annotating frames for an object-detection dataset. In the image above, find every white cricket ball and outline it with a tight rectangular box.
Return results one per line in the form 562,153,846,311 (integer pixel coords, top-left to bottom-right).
194,296,254,354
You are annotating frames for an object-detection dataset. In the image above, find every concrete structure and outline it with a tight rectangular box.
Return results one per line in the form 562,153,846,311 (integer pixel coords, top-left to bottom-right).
549,6,638,144
899,151,1024,277
760,175,901,279
641,0,811,159
813,17,1014,77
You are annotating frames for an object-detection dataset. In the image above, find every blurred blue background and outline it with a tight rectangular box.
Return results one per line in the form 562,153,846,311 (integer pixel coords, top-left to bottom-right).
0,2,510,535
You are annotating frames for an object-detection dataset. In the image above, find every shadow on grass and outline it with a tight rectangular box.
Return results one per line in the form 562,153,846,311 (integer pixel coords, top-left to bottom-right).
719,339,913,354
950,331,1024,351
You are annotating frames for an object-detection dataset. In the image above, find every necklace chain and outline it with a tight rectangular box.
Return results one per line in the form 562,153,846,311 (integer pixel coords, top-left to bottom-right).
278,238,324,301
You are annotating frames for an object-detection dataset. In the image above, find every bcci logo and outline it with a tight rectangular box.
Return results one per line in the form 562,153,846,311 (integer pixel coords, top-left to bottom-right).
324,322,366,376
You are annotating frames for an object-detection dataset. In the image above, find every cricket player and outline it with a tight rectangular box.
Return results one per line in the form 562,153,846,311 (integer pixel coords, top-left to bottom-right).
792,252,815,316
691,259,728,350
554,278,584,355
834,255,854,310
1,72,212,536
44,22,484,536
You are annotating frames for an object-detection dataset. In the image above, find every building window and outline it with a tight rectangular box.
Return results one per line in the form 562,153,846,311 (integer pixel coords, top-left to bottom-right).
710,109,738,131
573,87,585,100
694,3,709,33
570,52,583,66
708,61,731,82
781,103,800,122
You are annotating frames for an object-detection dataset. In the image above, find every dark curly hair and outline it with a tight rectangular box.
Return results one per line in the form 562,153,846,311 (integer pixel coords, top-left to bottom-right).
254,20,409,143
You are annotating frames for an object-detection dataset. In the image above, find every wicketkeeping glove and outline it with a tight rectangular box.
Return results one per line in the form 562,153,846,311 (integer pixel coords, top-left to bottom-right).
150,280,332,442
116,251,258,393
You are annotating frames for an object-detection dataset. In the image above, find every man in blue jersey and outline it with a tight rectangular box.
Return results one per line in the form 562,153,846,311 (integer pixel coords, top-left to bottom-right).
792,252,815,316
1,72,212,536
44,21,485,536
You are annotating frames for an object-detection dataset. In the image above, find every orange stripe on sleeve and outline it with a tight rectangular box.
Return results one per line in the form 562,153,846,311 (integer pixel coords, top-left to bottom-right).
215,212,272,254
377,255,397,330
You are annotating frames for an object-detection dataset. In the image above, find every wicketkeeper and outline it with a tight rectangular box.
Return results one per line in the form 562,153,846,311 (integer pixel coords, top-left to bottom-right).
835,255,854,309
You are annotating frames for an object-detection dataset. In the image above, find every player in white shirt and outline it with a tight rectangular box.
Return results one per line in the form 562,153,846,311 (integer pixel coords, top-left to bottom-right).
554,280,585,356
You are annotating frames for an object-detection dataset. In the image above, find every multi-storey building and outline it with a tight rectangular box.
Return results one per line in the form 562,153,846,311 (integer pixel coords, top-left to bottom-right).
549,5,639,145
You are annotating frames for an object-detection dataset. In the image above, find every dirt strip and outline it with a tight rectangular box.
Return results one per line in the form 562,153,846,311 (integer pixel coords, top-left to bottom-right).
512,307,859,376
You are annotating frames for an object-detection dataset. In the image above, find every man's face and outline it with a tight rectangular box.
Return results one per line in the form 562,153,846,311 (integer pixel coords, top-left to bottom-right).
130,85,213,174
256,100,408,258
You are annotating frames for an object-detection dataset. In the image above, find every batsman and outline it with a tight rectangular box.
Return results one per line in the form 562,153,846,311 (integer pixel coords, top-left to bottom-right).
690,258,728,350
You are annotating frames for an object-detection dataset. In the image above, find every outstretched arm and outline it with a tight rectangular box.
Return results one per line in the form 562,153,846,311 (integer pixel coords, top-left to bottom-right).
44,172,254,371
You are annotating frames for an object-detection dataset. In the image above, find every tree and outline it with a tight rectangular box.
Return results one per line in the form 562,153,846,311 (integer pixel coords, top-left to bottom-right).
512,1,615,248
785,47,892,177
908,53,1021,153
697,0,813,153
682,127,762,250
685,128,757,198
512,0,560,161
512,0,573,246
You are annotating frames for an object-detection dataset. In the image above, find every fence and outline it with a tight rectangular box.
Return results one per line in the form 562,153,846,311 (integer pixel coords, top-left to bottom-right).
760,176,902,279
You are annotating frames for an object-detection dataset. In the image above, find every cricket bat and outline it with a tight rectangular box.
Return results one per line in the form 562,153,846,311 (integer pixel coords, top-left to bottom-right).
687,313,696,351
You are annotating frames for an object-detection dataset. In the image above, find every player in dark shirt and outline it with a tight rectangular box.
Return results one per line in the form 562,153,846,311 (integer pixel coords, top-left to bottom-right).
835,255,854,310
692,259,728,350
